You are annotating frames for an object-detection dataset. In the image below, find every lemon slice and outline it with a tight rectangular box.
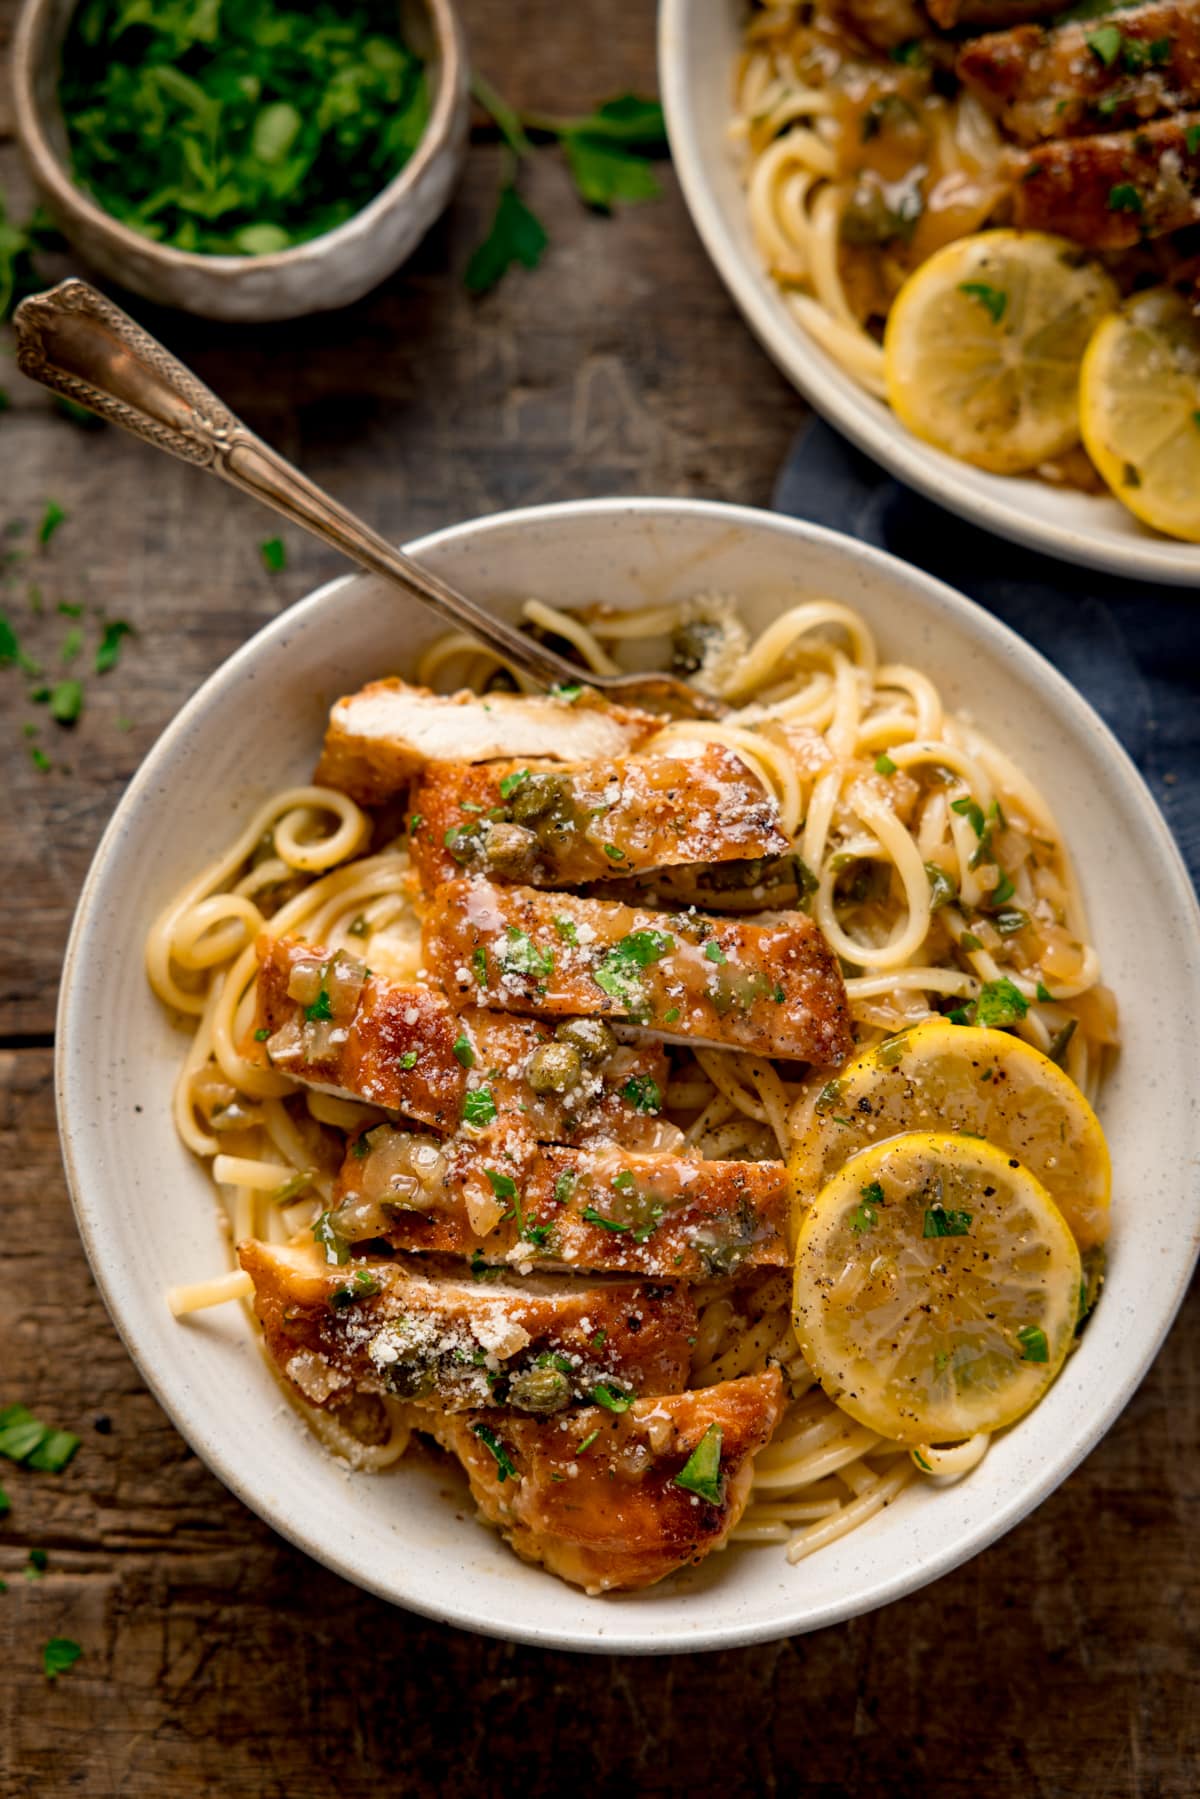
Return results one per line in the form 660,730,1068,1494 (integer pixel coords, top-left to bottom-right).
884,231,1118,474
793,1131,1082,1443
791,1018,1110,1250
1080,286,1200,542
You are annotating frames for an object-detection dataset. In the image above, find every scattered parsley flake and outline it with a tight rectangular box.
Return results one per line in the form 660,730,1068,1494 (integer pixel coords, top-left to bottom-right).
472,1422,517,1481
95,619,133,673
452,1033,475,1068
44,1637,83,1680
958,282,1007,324
259,536,286,572
874,751,898,775
48,679,83,724
311,1210,349,1267
499,768,530,799
673,1422,723,1504
924,1206,973,1238
1107,182,1143,213
304,989,333,1022
463,1087,497,1127
975,977,1030,1028
38,501,66,546
703,940,727,964
1017,1324,1049,1363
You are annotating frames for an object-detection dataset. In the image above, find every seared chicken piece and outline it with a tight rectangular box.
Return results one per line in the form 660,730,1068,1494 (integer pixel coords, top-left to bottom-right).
239,1239,695,1413
831,0,930,51
408,745,788,891
1013,113,1200,246
927,0,1062,28
419,1369,785,1592
332,1121,790,1280
959,1,1200,143
254,935,669,1147
423,879,854,1065
315,679,658,805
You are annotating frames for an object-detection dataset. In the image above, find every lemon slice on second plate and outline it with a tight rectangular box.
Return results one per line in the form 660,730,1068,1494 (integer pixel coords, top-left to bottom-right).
792,1131,1082,1444
790,1018,1111,1250
884,230,1118,474
1080,286,1200,543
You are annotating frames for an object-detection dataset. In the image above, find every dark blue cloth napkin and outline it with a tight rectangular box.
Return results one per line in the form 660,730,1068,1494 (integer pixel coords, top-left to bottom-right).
772,420,1200,889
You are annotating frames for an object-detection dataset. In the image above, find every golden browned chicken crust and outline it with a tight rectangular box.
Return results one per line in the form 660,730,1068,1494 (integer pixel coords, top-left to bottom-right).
238,1239,696,1414
332,1121,791,1281
408,744,788,891
253,935,669,1147
959,1,1200,144
1012,113,1200,245
422,879,854,1064
315,679,659,805
418,1369,786,1592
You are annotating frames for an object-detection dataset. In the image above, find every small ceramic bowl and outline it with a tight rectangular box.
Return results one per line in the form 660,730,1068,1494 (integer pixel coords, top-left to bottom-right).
57,498,1200,1652
11,0,469,322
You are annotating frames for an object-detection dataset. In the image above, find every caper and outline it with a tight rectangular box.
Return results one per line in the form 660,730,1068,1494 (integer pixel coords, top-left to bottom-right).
670,618,722,676
482,820,538,877
527,1041,583,1094
508,1365,571,1413
554,1017,616,1065
510,772,571,826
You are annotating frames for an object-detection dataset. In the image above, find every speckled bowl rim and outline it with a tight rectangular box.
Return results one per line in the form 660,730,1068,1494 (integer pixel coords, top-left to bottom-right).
56,498,1200,1653
12,0,466,277
658,0,1200,586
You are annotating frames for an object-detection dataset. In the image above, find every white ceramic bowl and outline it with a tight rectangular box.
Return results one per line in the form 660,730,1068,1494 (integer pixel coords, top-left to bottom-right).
13,0,469,322
58,499,1200,1652
658,1,1200,587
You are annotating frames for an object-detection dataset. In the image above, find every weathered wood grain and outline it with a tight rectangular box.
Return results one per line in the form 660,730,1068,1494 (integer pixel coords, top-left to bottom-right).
1,0,1197,1793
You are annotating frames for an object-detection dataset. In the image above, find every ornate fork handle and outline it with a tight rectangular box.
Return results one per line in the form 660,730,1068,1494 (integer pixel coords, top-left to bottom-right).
14,279,725,719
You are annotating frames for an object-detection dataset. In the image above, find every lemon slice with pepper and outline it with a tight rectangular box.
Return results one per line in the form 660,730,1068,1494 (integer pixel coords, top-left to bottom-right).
1080,286,1200,543
790,1018,1110,1250
792,1131,1082,1444
884,230,1118,473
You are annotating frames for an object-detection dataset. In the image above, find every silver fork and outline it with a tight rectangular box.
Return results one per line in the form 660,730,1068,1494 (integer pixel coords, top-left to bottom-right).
13,279,728,722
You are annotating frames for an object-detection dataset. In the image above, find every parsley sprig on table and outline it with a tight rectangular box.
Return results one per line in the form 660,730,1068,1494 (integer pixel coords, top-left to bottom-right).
58,0,430,257
467,78,670,295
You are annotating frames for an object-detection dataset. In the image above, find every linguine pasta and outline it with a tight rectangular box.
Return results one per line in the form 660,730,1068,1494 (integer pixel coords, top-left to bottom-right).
148,594,1113,1566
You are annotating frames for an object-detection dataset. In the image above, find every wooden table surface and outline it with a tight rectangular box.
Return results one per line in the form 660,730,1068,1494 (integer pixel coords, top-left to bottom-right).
1,3,1196,1794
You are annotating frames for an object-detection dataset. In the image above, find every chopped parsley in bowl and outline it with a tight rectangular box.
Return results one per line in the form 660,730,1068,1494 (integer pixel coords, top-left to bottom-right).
59,0,432,257
12,0,469,319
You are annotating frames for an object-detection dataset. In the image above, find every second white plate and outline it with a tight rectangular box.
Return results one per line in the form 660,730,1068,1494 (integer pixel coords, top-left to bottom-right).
658,0,1200,586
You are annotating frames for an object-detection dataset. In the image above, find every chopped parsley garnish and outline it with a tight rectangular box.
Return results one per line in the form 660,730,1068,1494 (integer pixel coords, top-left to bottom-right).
304,989,333,1023
890,37,927,65
0,1404,80,1471
60,626,83,665
48,679,83,724
592,928,673,1008
329,1269,380,1310
43,1637,83,1681
1188,124,1200,155
989,870,1016,906
975,977,1030,1028
1107,182,1143,213
815,1078,843,1112
850,1180,883,1233
253,1026,271,1042
500,927,554,981
552,914,579,945
471,1422,517,1482
958,282,1007,324
951,795,986,838
992,908,1027,936
623,1074,662,1114
471,945,488,985
550,681,583,702
499,768,530,799
462,1087,497,1127
662,1006,681,1025
484,1168,519,1202
581,1205,631,1232
270,1171,313,1205
912,1448,933,1473
399,1050,418,1071
602,843,625,862
1016,1324,1049,1363
575,1428,600,1456
470,1249,499,1282
590,1381,633,1412
1085,23,1123,64
924,1206,973,1238
260,537,286,573
703,940,727,965
1035,981,1055,1003
673,1422,723,1505
553,1171,576,1206
452,1033,475,1068
311,1210,350,1266
960,931,983,952
38,500,66,546
874,752,898,775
